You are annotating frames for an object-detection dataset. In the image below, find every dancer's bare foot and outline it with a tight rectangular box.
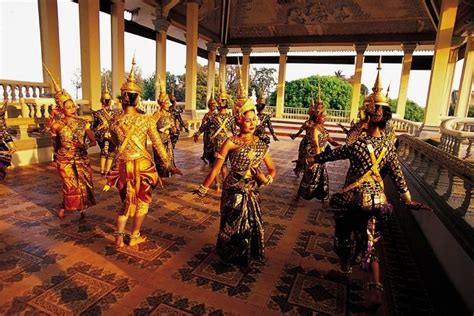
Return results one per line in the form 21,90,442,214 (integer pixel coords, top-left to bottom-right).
79,211,86,220
58,208,65,220
114,232,125,249
129,233,147,247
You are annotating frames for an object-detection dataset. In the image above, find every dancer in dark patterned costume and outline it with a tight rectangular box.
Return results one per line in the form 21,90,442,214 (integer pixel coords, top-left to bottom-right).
169,87,189,149
298,91,340,201
255,97,278,144
196,99,276,267
314,66,426,309
153,81,177,178
0,99,16,180
193,95,217,164
92,81,120,175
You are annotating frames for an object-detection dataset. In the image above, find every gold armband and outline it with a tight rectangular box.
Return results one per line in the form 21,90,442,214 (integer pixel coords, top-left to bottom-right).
400,191,412,205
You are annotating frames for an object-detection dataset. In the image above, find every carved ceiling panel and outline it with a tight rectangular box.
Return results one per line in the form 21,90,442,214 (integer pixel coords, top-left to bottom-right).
227,0,435,39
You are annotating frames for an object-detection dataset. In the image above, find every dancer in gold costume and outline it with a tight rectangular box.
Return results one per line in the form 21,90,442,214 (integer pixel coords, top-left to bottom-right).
196,98,276,267
44,65,96,220
104,58,182,248
153,80,177,178
92,78,120,175
0,99,16,180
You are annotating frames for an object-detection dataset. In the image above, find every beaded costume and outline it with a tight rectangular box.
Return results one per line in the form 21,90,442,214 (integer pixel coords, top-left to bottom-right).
44,65,96,214
0,102,15,180
217,135,269,266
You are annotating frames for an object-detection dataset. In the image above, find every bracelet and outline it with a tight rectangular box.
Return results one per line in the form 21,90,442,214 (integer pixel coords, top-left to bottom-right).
264,175,273,186
400,191,412,205
197,184,209,197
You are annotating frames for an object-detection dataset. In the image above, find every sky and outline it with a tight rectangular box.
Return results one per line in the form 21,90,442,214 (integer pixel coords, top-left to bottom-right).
0,0,465,107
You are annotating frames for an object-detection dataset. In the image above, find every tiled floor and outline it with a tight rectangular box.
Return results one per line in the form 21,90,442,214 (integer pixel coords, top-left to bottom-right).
0,138,430,315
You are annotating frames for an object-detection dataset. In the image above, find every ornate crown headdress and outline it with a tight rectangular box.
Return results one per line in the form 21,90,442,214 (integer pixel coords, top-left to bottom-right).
157,76,170,105
101,76,112,102
43,64,73,109
121,55,142,94
365,58,388,122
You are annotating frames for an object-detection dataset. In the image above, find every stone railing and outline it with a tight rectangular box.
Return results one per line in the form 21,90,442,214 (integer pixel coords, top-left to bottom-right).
281,106,350,122
397,134,474,230
392,117,422,136
0,80,50,100
439,117,474,160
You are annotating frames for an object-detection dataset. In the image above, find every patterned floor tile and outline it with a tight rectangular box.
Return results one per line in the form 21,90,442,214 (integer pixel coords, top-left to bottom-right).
0,262,137,315
157,205,219,232
132,289,229,316
268,265,365,315
293,230,339,264
173,244,265,300
0,242,65,291
103,229,188,271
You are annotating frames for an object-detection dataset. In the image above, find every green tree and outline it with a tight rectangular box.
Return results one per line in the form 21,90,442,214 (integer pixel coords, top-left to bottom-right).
389,98,425,122
250,67,277,99
276,75,353,110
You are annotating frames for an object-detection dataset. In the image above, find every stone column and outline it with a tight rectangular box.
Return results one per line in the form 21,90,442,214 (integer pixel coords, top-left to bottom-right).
38,0,62,87
396,42,417,119
420,0,459,136
206,42,219,102
441,46,460,116
218,46,229,90
154,18,170,98
275,45,290,118
454,31,474,117
79,0,101,110
184,0,199,116
349,43,368,121
241,46,252,95
111,0,125,101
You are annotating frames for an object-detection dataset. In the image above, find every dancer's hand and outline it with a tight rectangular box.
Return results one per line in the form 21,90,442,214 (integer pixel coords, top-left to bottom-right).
193,134,199,143
273,135,279,141
193,184,209,198
289,133,296,140
103,184,111,192
170,167,183,176
407,201,431,211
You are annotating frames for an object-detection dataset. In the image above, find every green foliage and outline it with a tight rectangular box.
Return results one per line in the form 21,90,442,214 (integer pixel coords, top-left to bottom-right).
282,75,352,110
250,67,277,98
389,98,425,122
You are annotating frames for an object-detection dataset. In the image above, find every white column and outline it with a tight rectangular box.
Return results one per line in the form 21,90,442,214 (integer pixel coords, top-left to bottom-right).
396,42,417,119
184,0,199,116
38,0,62,87
218,46,229,89
154,18,170,97
275,45,290,118
79,0,101,110
206,42,219,102
454,31,474,117
111,0,124,101
440,46,460,116
349,43,368,121
420,0,459,135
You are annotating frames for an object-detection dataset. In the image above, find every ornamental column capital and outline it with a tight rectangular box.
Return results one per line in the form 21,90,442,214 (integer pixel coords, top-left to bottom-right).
354,43,368,55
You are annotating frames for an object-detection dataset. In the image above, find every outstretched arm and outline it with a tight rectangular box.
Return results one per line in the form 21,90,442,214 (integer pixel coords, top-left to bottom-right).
201,139,235,188
314,144,350,164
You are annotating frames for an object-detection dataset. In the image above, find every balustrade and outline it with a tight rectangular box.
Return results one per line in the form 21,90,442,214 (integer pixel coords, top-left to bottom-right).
398,134,474,229
438,118,474,160
0,80,50,101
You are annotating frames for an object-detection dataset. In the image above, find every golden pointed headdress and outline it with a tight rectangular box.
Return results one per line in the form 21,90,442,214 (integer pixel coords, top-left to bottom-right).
43,64,73,109
208,85,217,107
238,98,256,117
236,58,246,101
121,55,142,94
218,75,227,103
101,76,112,102
312,81,325,117
170,84,176,102
364,57,389,106
157,76,170,105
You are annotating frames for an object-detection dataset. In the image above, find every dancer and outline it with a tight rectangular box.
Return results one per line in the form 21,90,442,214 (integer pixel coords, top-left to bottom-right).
92,79,120,175
153,80,177,178
193,95,217,164
255,96,279,144
169,86,189,149
44,65,96,220
298,89,340,201
104,58,182,248
0,99,16,181
196,98,276,267
313,66,426,309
